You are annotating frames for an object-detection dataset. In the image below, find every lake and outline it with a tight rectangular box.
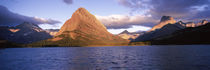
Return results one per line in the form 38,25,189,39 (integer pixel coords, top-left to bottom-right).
1,45,210,70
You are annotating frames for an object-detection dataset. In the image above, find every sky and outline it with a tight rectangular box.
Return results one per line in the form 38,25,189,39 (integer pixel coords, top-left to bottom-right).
0,0,210,34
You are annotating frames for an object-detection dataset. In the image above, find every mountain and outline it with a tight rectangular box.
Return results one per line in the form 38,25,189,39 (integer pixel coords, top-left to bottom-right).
30,8,128,47
151,22,210,44
133,16,185,42
196,20,208,26
149,16,176,31
45,29,59,36
132,16,210,44
183,22,196,27
0,22,52,44
119,30,130,34
182,20,209,27
118,30,144,40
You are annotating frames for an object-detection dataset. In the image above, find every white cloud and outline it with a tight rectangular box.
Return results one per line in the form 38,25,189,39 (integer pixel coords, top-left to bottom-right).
117,0,210,19
0,5,61,26
33,16,61,25
108,25,151,34
95,14,158,29
95,14,154,34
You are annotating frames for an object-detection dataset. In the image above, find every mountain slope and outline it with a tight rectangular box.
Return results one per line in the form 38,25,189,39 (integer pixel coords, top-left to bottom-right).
133,23,185,42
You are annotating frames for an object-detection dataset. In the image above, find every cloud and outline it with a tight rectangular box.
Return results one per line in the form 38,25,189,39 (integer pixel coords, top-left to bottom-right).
192,5,210,20
118,0,210,20
63,0,73,5
0,5,61,26
33,17,61,25
95,14,158,29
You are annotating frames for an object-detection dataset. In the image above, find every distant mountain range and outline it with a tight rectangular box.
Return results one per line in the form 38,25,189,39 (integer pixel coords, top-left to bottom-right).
0,22,52,44
117,30,145,40
133,16,210,45
151,22,210,44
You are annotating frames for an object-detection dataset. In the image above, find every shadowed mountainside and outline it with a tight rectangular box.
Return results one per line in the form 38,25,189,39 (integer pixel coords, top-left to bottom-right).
133,16,185,42
0,22,52,44
132,15,210,45
151,22,210,45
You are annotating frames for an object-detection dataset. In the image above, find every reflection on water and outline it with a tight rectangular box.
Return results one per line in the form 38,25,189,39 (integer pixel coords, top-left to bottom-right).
1,45,210,70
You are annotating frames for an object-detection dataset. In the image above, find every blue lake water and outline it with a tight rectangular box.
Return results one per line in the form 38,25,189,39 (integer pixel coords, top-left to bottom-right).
1,45,210,70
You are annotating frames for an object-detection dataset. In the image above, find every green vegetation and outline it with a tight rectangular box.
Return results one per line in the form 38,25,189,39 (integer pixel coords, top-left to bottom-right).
0,39,23,48
26,30,129,47
129,41,151,46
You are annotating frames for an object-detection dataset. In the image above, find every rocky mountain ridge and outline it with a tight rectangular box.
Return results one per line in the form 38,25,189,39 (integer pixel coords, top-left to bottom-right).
133,15,209,45
149,16,176,31
30,7,128,47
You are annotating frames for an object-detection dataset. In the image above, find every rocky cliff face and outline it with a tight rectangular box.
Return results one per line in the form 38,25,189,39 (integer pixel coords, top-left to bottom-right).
149,16,176,31
37,8,128,46
55,8,108,36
